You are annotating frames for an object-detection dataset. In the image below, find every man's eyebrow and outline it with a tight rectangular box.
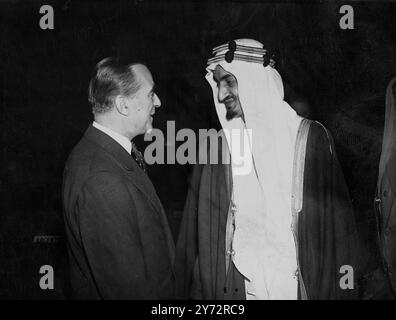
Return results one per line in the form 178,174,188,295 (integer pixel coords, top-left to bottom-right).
220,74,234,81
149,83,157,93
213,74,234,82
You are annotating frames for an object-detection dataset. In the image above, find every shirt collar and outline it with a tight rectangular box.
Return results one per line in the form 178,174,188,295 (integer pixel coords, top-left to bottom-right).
92,121,132,155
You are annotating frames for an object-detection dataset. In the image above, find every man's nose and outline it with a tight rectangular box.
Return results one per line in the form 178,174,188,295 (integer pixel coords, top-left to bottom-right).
154,93,161,108
217,85,228,103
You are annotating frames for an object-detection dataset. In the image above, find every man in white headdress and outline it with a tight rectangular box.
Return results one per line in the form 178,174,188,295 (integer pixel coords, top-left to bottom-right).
175,39,361,300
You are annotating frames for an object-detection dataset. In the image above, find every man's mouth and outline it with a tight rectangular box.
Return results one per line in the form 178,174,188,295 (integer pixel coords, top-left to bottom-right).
224,98,235,109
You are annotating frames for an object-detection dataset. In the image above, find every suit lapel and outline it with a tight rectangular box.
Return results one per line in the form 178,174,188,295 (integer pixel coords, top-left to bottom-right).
83,125,163,216
124,160,176,266
124,159,164,216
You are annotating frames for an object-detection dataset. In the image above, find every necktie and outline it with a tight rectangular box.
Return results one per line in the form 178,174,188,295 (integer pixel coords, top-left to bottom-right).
131,142,147,173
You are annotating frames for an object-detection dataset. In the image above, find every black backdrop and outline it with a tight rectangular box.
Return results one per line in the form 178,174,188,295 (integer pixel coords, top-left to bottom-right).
1,0,396,298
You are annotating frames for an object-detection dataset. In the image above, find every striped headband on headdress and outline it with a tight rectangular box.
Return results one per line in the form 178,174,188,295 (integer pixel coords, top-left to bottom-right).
207,40,275,67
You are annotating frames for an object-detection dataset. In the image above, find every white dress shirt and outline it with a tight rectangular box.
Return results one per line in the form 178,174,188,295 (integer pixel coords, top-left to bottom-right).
92,121,132,155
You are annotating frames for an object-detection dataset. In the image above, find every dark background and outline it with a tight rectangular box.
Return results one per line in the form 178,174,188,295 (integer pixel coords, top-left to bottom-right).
1,0,396,299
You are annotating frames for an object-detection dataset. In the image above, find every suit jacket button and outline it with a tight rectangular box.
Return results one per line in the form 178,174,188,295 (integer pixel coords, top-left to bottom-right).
384,229,391,237
383,190,388,197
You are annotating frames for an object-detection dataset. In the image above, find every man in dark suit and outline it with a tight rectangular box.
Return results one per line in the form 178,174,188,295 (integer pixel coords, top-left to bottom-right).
62,57,175,299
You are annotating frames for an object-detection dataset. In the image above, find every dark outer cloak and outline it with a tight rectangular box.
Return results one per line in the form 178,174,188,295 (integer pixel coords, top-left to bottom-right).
175,121,362,299
376,77,396,295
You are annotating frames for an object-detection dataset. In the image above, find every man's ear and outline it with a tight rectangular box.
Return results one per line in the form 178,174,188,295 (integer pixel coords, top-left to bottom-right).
114,95,130,116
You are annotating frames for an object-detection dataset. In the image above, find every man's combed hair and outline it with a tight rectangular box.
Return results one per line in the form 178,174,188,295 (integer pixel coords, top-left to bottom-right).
88,57,142,114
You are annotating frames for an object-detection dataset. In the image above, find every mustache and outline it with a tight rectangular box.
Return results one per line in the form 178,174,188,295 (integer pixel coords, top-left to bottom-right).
220,95,236,104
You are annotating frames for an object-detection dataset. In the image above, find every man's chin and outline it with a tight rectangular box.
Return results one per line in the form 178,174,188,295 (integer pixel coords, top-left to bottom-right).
226,109,239,121
145,121,153,134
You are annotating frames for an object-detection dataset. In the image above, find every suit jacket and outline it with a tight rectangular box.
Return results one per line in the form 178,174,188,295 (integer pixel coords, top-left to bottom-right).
62,125,175,299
